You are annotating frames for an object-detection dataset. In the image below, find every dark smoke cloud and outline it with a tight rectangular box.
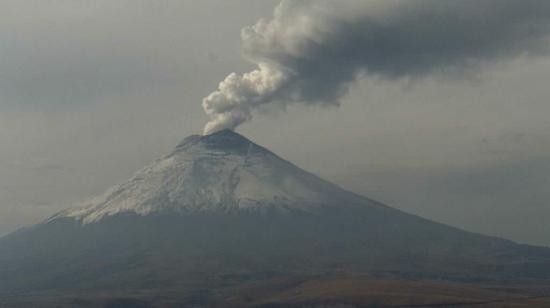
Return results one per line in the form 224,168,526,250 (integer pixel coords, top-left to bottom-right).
202,0,550,134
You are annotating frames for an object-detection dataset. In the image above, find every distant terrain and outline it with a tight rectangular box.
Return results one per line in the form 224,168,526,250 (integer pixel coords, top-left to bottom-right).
2,276,550,307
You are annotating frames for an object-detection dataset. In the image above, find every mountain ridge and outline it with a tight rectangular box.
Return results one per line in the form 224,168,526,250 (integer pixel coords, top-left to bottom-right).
51,129,364,224
1,130,550,297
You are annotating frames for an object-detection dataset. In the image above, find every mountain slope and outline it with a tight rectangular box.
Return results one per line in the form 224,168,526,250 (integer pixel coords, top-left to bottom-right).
1,130,549,295
51,130,362,223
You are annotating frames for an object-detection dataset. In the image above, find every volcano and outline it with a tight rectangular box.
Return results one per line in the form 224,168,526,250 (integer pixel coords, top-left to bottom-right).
1,130,549,305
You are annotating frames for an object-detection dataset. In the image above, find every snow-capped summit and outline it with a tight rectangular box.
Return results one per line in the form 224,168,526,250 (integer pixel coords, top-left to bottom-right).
53,130,347,224
3,130,550,296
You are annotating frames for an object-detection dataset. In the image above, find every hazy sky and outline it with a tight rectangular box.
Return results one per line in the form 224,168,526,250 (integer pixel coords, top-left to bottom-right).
1,0,550,247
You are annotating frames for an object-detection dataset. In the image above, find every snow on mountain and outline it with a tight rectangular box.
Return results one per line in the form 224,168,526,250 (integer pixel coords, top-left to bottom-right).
4,129,550,297
52,130,344,224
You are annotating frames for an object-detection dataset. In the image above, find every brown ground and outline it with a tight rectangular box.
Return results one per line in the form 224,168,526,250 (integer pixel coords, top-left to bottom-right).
217,276,550,307
2,276,550,307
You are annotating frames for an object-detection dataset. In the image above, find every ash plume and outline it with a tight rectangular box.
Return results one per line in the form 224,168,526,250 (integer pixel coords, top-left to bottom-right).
202,0,550,134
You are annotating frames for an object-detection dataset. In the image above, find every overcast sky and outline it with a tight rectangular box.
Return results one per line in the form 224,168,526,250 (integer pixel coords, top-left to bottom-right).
1,0,550,247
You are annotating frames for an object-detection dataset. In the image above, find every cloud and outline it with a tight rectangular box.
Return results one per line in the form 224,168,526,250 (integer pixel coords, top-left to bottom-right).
202,0,550,134
8,157,66,172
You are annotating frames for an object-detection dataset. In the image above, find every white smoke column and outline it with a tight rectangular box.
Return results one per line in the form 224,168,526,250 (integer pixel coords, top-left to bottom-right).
202,63,288,135
202,0,334,134
202,0,550,135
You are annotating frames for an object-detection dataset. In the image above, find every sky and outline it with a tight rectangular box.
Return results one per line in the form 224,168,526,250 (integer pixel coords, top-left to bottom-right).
1,0,549,247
